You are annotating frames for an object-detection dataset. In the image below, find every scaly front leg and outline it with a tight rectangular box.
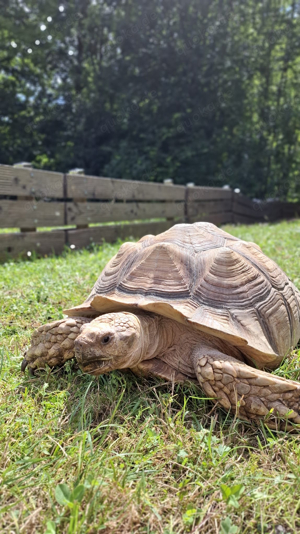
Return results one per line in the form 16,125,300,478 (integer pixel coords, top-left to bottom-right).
193,346,300,426
21,317,92,372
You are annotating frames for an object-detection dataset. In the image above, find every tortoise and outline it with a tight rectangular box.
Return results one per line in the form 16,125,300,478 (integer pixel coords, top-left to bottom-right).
22,222,300,426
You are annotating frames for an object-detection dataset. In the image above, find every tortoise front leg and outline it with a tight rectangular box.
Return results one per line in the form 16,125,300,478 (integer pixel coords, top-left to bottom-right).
193,346,300,426
21,317,92,372
132,358,190,383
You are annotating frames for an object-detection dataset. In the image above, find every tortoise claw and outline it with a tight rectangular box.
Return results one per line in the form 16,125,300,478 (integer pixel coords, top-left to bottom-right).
21,358,28,372
29,366,36,376
21,357,35,375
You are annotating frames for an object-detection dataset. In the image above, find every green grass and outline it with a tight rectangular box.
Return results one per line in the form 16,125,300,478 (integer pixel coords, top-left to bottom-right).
1,220,300,534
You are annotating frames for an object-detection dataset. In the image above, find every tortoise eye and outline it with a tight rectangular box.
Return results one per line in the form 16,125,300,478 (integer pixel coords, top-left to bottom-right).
102,335,111,344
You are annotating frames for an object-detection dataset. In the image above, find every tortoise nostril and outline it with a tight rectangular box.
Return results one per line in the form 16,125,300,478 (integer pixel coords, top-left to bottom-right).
86,330,98,343
75,337,87,350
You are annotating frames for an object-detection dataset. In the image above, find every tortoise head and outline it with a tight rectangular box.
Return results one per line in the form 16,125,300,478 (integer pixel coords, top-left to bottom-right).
74,312,144,375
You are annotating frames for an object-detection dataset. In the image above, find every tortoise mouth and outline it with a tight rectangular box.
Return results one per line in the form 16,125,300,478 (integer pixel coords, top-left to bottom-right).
75,338,113,364
79,358,113,375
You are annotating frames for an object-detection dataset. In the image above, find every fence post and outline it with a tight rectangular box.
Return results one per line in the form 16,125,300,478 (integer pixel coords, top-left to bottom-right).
163,179,175,224
185,182,195,223
13,162,37,232
68,169,89,230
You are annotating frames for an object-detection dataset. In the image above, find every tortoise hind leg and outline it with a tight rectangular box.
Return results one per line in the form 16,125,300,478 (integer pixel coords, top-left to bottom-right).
192,346,300,426
22,317,92,372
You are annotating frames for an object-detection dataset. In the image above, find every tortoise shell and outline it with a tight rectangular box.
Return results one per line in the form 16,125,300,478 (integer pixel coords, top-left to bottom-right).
65,222,300,368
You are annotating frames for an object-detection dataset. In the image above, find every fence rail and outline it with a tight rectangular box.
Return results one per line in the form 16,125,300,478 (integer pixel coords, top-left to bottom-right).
1,164,299,261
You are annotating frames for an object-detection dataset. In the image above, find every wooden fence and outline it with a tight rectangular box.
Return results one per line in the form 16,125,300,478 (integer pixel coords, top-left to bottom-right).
1,164,299,261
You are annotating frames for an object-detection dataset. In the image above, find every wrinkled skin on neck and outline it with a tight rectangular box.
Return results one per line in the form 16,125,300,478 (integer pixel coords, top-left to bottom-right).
75,310,245,377
75,311,169,375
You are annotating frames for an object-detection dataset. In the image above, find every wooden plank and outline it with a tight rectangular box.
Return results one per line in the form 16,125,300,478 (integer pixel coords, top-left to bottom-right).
66,221,181,249
0,231,65,261
292,201,300,214
66,201,184,226
186,187,232,202
0,199,65,228
0,165,64,198
188,212,233,225
280,202,300,219
187,199,232,220
66,174,185,201
233,202,264,220
232,214,264,225
259,201,300,221
232,192,271,220
232,193,256,209
261,202,282,221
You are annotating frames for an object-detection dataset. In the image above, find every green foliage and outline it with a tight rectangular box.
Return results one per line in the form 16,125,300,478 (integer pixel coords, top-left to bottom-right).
220,484,245,508
182,504,198,527
0,1,300,199
45,521,56,534
220,517,239,534
55,483,86,533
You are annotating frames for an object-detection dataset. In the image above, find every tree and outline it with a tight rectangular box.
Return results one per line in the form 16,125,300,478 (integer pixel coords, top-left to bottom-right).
0,0,299,200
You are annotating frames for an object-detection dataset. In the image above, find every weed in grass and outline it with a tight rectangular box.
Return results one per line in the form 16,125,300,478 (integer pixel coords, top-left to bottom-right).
1,220,300,532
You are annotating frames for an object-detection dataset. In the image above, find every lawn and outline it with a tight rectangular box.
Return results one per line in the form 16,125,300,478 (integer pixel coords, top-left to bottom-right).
1,220,300,534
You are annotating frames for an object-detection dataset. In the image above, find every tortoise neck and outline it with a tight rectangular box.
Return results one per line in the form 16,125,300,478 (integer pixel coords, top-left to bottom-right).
137,313,178,361
137,313,247,366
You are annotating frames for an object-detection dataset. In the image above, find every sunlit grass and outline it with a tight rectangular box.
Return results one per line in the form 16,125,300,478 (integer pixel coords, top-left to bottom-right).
1,220,300,533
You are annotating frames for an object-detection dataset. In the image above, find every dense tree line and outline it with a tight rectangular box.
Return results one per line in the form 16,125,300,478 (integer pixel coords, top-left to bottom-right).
0,0,299,199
